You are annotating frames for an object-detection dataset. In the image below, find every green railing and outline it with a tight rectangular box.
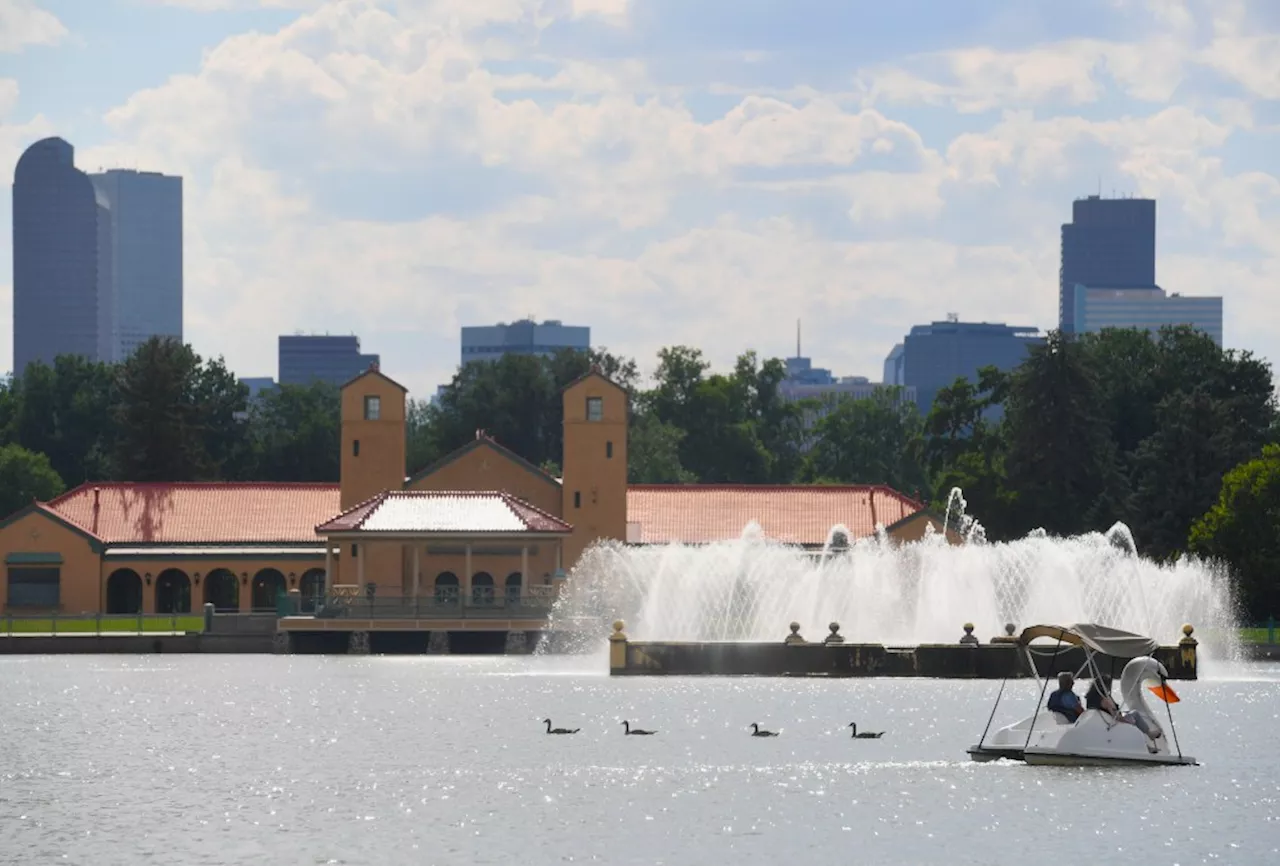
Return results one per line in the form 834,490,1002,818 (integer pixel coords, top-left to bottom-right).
1240,616,1278,645
312,592,557,620
1,612,206,637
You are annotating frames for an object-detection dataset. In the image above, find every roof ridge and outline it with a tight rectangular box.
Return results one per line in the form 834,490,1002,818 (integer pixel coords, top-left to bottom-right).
498,490,571,526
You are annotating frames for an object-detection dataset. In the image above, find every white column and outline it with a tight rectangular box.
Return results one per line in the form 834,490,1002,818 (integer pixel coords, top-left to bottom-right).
413,545,421,598
464,543,473,602
324,544,334,592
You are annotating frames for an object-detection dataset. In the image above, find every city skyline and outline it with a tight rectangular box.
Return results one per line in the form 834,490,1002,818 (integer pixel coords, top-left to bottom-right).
1,0,1278,397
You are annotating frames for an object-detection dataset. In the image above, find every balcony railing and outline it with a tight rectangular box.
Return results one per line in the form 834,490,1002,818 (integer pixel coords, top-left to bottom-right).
310,591,559,620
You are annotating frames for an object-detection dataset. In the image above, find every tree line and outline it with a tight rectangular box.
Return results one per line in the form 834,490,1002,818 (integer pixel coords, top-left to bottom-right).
2,330,1276,618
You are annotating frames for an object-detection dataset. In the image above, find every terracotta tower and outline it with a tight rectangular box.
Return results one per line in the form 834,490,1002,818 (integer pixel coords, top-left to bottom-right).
560,369,628,571
339,364,408,510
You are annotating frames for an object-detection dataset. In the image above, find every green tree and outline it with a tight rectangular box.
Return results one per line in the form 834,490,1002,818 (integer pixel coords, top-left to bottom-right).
1188,444,1280,620
0,443,66,516
250,383,341,481
1003,331,1118,536
802,388,927,494
114,337,251,481
8,356,118,484
627,409,695,483
423,348,639,474
921,369,1016,537
645,347,805,482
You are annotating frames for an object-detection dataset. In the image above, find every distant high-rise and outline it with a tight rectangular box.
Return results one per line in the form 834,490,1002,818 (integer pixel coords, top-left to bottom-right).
11,137,105,374
1059,195,1157,333
903,319,1044,415
89,169,183,362
278,335,379,387
460,318,589,365
1070,286,1223,346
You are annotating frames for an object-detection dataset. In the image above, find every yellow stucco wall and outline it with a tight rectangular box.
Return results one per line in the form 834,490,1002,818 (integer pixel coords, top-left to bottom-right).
0,509,104,613
560,372,629,568
341,370,407,511
406,441,562,516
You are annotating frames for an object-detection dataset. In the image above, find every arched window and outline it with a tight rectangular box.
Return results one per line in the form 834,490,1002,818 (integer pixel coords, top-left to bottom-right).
434,572,459,605
505,572,523,604
471,572,494,606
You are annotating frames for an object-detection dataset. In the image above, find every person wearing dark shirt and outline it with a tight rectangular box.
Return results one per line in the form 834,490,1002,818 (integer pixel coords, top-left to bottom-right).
1047,672,1083,720
1086,676,1118,714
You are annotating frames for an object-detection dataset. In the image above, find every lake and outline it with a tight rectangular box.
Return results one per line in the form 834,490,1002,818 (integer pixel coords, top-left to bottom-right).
1,655,1277,865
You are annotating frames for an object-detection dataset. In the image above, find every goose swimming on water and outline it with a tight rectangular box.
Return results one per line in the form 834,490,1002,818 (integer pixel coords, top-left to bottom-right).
749,723,779,737
621,721,656,735
543,719,580,734
848,723,885,739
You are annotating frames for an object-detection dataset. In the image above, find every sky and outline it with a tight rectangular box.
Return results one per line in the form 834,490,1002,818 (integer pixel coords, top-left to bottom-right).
1,0,1278,400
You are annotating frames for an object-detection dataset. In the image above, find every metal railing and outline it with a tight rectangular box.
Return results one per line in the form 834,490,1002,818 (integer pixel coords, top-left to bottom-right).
2,612,206,637
311,591,558,620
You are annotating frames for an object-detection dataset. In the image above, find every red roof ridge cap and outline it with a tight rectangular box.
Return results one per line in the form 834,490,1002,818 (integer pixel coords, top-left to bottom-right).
316,489,389,526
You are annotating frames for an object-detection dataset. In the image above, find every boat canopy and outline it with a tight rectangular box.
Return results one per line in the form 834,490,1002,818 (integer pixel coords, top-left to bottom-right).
1017,623,1160,658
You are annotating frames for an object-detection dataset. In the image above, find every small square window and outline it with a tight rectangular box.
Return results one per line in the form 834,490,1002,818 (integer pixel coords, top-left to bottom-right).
574,491,581,508
586,396,603,421
606,441,613,459
364,395,381,420
353,439,360,457
351,544,359,557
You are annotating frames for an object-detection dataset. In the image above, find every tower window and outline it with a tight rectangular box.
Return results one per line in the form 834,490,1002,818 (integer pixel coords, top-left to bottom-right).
574,491,581,508
351,544,359,557
353,439,360,456
606,441,613,459
364,395,381,420
586,396,603,421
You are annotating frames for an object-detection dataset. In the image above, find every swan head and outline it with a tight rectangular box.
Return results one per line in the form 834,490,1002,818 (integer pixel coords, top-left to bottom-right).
1119,656,1172,699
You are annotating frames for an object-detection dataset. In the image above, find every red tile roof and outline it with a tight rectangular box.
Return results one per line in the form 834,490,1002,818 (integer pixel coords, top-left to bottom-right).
45,483,341,544
317,490,572,535
624,484,923,546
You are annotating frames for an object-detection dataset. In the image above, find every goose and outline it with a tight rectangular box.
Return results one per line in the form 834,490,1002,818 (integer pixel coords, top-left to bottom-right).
543,718,580,735
749,723,779,737
848,722,885,739
621,721,656,735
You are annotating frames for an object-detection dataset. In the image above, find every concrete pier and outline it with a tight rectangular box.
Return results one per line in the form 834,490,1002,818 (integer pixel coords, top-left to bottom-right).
607,622,1199,680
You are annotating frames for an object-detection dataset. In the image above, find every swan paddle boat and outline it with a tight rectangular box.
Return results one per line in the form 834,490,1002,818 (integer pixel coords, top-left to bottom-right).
967,623,1197,767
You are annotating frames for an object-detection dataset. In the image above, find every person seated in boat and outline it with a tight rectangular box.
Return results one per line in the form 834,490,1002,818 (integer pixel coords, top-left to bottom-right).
1086,676,1119,714
1047,672,1084,721
1086,676,1162,741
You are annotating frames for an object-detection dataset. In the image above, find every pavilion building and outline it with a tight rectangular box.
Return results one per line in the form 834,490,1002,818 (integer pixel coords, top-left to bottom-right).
0,366,949,617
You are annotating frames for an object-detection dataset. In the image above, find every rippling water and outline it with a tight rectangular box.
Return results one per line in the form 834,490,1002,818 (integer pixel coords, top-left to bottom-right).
1,655,1277,866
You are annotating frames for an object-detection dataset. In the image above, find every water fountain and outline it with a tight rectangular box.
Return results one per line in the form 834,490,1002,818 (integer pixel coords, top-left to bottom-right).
541,488,1241,669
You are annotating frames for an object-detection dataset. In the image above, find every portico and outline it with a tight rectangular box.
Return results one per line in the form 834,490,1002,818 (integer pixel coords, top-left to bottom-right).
314,489,574,605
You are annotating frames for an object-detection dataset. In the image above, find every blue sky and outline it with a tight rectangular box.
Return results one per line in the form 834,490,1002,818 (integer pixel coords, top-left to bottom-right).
1,0,1278,397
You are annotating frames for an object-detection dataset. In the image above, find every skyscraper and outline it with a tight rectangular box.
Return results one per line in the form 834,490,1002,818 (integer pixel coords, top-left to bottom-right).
902,319,1044,415
1059,195,1157,333
11,137,105,374
460,319,589,364
89,169,183,362
278,335,380,387
11,138,184,374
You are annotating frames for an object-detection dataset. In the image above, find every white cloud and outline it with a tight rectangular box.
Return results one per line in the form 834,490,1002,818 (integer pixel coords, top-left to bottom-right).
0,0,67,52
5,0,1275,396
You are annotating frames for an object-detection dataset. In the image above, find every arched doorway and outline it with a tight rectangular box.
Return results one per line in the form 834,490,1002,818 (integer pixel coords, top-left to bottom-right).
434,571,459,604
251,568,286,612
472,571,494,606
106,569,143,614
204,568,239,612
505,572,523,604
155,569,191,613
299,568,326,613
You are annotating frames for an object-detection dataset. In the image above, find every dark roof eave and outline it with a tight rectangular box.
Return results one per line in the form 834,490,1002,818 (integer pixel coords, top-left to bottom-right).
317,529,573,539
